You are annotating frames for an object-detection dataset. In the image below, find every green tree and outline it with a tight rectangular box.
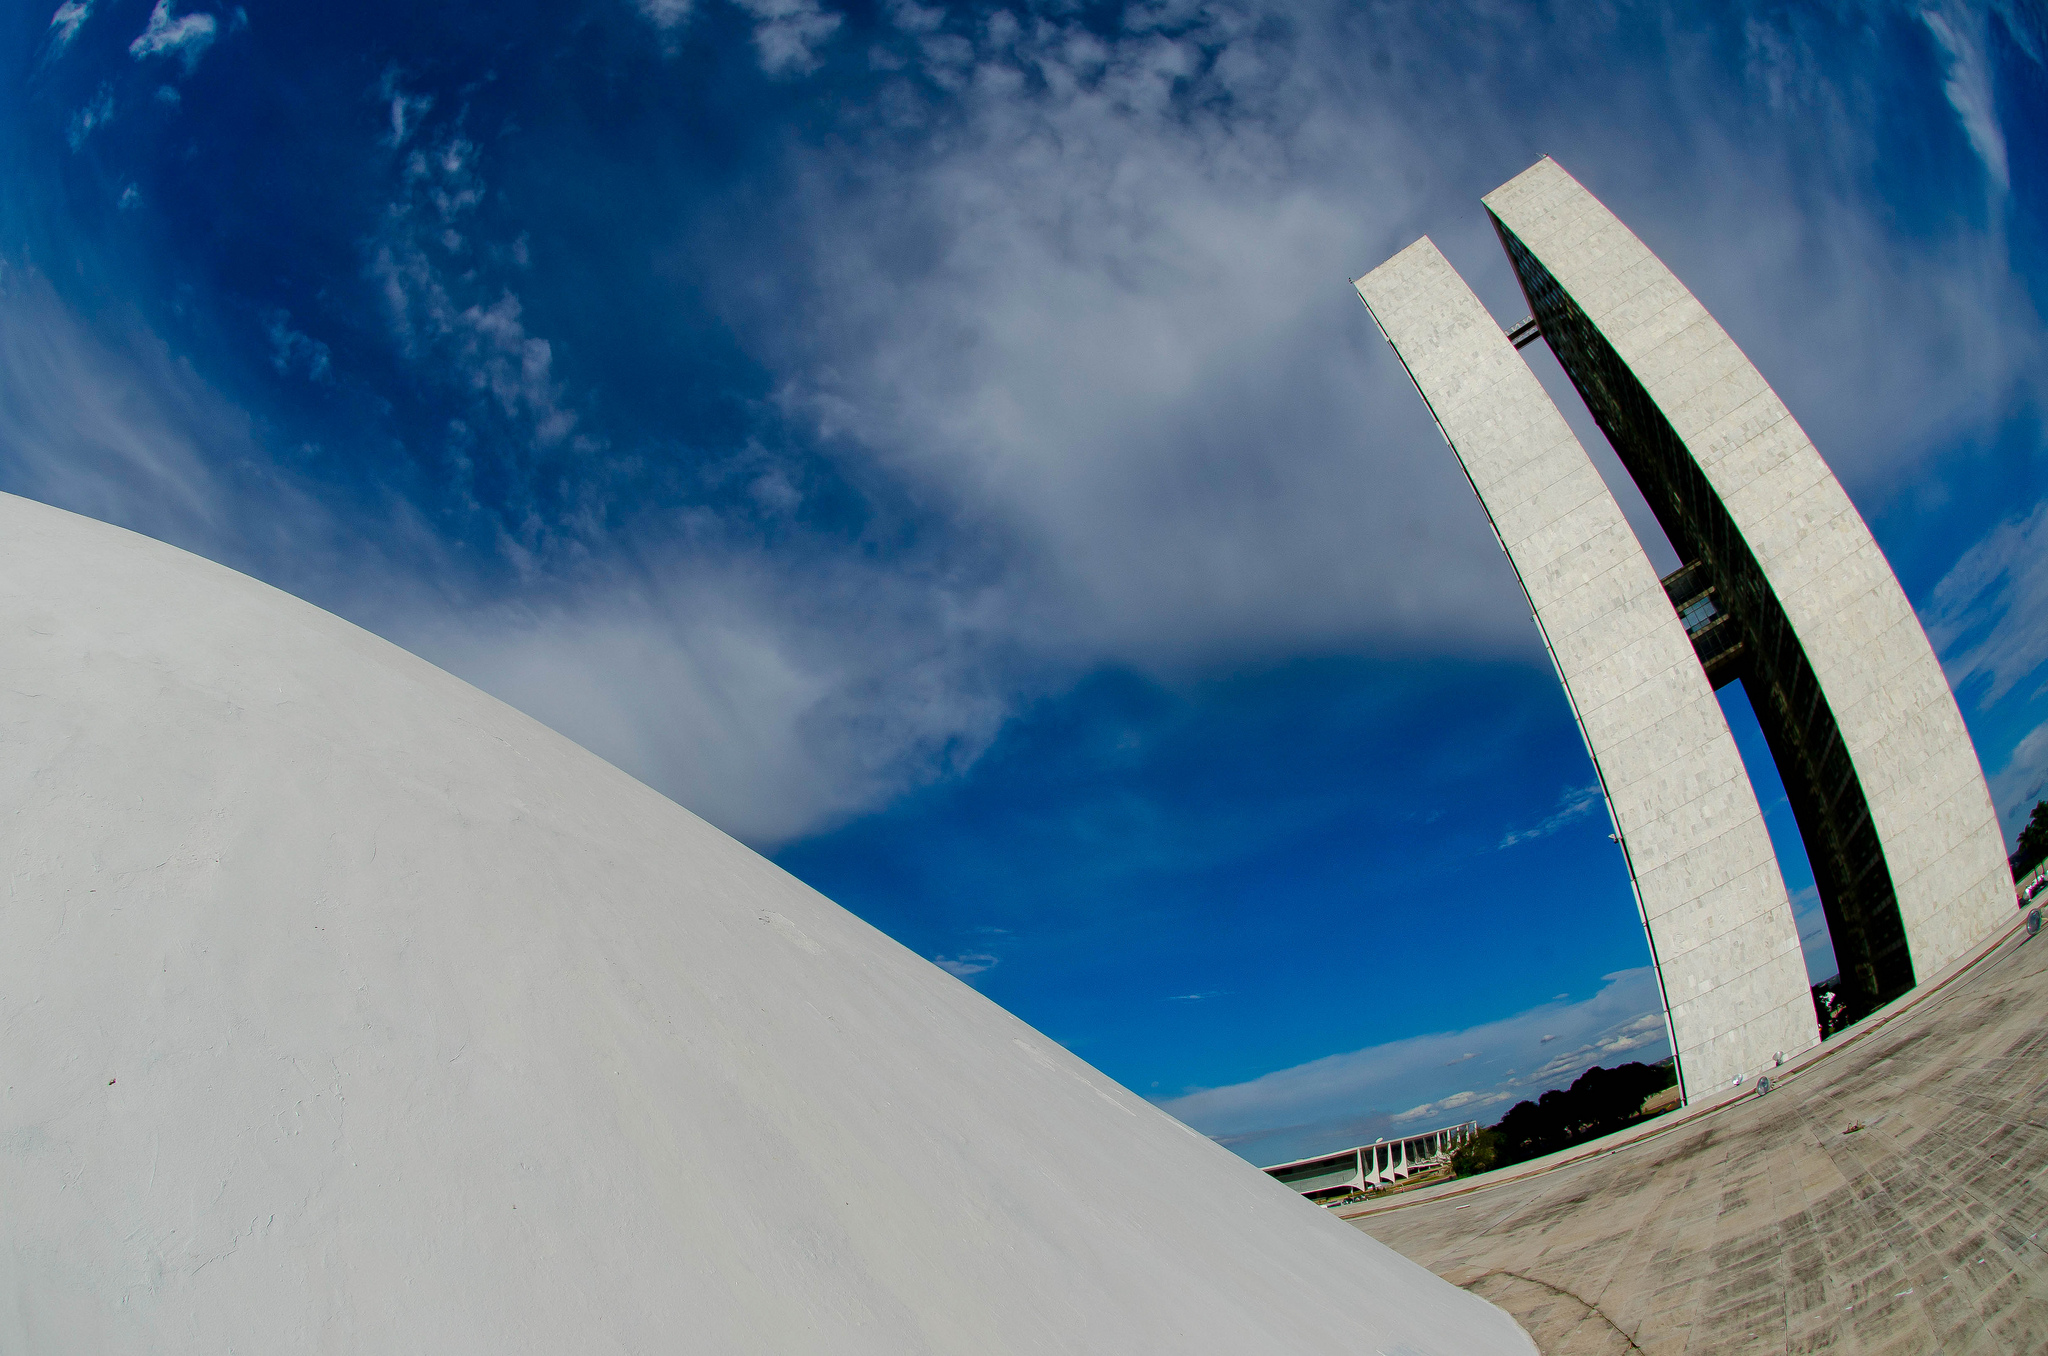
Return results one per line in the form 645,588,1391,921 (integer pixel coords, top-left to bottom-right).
1463,1061,1680,1176
1450,1129,1501,1177
2015,800,2048,880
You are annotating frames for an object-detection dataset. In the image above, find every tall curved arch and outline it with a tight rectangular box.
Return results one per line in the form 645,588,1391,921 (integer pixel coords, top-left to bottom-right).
1355,238,1817,1100
1484,158,2012,1018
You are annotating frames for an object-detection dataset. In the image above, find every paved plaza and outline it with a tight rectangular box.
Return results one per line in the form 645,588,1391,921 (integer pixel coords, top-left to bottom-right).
1349,917,2048,1353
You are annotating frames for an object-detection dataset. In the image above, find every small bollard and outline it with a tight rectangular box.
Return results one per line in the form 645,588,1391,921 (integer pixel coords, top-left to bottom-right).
2028,909,2041,938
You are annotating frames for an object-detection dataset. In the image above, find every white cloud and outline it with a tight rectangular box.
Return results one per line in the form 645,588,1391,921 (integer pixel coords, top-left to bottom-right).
1931,498,2048,707
336,80,1052,847
636,0,693,31
714,0,2047,697
1921,495,2048,840
934,952,997,978
1392,1087,1497,1124
266,311,332,382
22,0,2048,870
129,0,218,73
365,105,582,521
453,293,576,444
1158,968,1671,1165
732,0,842,75
0,258,1019,851
634,0,842,71
66,84,113,149
1992,719,2048,837
48,1,91,49
1922,4,2009,191
405,571,1012,846
378,68,434,148
635,0,839,71
0,263,449,624
732,13,1530,675
0,264,225,545
1499,783,1604,849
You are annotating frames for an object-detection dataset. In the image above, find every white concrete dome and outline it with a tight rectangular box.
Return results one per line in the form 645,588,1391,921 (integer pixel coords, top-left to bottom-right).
0,492,1530,1353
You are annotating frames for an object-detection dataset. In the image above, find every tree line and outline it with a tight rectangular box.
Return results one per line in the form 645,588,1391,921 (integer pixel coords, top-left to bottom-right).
1443,797,2048,1183
2014,799,2048,883
1450,1060,1677,1177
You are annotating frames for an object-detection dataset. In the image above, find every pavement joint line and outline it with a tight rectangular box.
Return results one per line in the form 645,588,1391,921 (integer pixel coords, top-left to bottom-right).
1352,907,2048,1352
1338,912,2034,1223
1472,1269,1646,1352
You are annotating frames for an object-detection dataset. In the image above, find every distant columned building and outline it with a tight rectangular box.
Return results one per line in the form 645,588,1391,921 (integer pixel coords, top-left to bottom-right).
1355,157,2012,1102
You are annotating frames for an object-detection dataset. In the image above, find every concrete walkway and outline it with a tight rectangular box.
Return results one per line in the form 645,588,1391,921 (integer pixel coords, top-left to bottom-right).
1348,917,2048,1353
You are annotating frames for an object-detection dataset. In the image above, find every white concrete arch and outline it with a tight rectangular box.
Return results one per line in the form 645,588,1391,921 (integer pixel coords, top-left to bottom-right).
1354,157,2013,1101
1354,240,1817,1100
1484,157,2011,999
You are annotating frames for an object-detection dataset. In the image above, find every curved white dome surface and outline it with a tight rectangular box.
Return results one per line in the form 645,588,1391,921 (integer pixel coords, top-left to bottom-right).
0,492,1530,1354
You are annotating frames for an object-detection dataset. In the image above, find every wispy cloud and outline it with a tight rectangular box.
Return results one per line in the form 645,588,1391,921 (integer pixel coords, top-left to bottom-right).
266,311,331,382
364,94,583,552
0,266,1010,850
378,68,433,148
1392,1087,1497,1125
66,84,113,150
934,952,997,979
1499,784,1603,849
1158,968,1671,1165
631,0,839,70
1922,3,2009,191
16,0,2047,869
403,559,1014,846
732,0,841,74
635,0,693,31
129,0,218,74
1992,719,2048,840
48,1,91,50
0,265,225,546
1931,499,2048,708
720,0,2048,709
1930,489,2048,840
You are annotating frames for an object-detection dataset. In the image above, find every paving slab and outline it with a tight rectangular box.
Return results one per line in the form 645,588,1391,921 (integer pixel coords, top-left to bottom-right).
1349,916,2048,1353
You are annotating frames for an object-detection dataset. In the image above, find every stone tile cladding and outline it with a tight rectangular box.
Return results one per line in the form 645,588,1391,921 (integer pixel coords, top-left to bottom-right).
1491,203,1912,1010
1356,239,1817,1098
1483,159,2012,982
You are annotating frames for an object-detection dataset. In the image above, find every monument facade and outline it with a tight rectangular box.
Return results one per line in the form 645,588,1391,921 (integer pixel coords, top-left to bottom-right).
1356,158,2011,1101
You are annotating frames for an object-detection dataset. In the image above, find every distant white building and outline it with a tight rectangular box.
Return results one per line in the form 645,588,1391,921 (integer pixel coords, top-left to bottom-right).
1265,1123,1480,1201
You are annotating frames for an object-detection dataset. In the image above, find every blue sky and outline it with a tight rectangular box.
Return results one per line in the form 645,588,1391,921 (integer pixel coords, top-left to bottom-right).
5,0,2045,1166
